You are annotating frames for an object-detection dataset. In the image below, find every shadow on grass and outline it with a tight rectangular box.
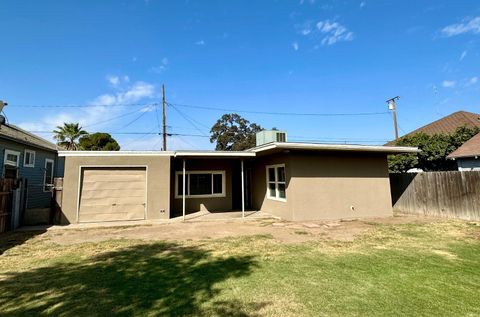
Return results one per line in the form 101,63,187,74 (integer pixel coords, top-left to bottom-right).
0,230,46,255
0,242,262,316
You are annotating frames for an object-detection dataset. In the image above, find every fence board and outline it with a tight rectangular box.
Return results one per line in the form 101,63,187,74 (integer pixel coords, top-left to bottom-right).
0,179,15,233
390,171,480,221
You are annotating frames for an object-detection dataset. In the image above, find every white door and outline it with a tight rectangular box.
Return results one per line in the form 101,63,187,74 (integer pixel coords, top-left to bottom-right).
78,167,146,222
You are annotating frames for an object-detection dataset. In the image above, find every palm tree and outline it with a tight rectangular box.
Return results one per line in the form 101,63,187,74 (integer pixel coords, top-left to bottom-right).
53,123,88,150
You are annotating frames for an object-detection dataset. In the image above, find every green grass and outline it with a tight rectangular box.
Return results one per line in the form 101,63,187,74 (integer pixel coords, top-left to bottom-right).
0,221,479,316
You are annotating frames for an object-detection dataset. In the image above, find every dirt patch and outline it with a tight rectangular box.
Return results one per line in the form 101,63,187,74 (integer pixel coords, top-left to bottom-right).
32,214,447,246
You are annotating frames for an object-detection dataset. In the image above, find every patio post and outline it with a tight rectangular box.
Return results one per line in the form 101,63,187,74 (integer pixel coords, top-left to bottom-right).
241,159,245,219
182,159,186,221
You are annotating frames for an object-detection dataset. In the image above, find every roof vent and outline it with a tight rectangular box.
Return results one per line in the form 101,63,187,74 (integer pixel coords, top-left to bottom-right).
256,130,287,146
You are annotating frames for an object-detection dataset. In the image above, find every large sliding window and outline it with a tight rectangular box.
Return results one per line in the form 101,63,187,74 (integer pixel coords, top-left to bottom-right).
266,164,286,201
175,171,225,198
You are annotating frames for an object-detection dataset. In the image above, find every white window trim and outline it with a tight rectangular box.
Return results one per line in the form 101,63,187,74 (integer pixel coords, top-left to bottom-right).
44,158,55,192
175,170,226,199
266,164,287,202
4,149,20,167
23,149,36,168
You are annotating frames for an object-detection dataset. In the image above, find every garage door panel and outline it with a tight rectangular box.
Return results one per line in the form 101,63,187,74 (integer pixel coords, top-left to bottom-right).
80,189,146,200
81,181,145,191
79,167,146,223
80,210,144,222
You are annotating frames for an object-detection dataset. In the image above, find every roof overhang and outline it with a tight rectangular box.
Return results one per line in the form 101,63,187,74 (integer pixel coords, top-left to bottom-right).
248,142,420,155
59,142,419,158
58,150,255,158
58,151,174,157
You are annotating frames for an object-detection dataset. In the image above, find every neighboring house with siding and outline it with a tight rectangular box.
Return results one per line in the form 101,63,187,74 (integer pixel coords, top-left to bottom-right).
447,132,480,171
0,123,63,224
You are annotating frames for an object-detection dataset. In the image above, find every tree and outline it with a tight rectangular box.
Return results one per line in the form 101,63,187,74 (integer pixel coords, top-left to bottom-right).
388,126,480,172
79,133,120,151
210,113,263,151
53,123,88,150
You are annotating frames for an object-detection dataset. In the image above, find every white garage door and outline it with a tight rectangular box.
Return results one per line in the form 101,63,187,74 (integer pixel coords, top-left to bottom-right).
79,167,147,222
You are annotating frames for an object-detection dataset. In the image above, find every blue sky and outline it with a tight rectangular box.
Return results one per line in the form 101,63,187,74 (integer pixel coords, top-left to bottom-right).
1,0,480,150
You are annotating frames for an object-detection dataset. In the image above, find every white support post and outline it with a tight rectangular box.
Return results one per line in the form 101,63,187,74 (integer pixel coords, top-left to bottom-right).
241,159,245,219
182,159,186,222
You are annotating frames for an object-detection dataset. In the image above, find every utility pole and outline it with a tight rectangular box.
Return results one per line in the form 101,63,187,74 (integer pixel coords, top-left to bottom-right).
386,96,400,141
162,83,167,151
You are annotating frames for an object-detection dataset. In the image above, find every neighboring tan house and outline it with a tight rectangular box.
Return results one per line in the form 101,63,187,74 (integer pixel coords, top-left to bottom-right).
447,132,480,171
386,110,480,145
0,123,63,224
57,131,418,224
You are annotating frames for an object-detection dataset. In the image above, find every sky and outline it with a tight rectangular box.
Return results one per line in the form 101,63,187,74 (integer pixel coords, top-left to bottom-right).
1,0,480,150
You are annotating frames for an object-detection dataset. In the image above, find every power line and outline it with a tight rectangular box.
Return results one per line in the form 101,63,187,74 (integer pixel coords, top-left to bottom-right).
169,104,210,135
7,102,156,108
167,102,389,117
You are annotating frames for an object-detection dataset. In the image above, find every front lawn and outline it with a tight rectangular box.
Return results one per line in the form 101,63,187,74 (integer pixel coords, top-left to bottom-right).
0,220,479,316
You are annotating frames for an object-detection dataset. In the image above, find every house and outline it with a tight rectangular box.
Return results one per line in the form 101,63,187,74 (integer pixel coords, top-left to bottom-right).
0,122,63,224
57,131,418,224
447,132,480,171
386,110,480,145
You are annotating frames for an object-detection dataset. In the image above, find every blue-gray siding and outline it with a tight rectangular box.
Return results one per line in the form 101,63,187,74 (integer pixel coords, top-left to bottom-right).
0,139,59,209
457,158,480,171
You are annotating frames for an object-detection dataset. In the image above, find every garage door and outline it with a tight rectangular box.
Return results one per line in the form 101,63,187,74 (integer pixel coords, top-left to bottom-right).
79,167,146,222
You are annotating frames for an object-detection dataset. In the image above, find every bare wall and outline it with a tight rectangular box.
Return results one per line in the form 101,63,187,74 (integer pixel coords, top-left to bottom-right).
288,152,392,220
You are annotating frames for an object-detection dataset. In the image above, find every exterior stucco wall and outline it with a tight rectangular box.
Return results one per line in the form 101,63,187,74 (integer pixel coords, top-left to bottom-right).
251,153,294,220
171,158,235,216
60,155,170,224
251,151,392,221
288,151,392,220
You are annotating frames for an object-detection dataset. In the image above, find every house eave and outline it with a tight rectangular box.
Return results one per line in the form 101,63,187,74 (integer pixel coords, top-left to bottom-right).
248,142,420,154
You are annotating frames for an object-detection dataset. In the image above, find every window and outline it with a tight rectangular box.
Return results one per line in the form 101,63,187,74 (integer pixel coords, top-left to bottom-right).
4,149,20,167
44,159,54,192
24,149,35,167
175,171,225,198
266,164,286,201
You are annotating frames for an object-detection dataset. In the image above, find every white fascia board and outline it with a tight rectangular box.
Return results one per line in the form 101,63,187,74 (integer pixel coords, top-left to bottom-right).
58,151,174,157
249,142,420,154
173,151,255,157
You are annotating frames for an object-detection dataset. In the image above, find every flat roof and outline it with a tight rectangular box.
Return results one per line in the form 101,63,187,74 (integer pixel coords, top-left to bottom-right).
58,142,418,157
58,150,255,157
248,142,420,154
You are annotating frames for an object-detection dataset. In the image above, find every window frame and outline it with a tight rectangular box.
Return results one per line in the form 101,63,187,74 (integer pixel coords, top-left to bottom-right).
23,149,36,168
4,149,20,167
265,164,287,202
175,170,226,199
43,158,55,192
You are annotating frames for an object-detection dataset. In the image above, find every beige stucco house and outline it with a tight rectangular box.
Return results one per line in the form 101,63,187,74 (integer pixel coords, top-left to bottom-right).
57,138,417,224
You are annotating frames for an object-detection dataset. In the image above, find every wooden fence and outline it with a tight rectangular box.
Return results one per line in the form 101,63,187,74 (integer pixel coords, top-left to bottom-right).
390,171,480,221
0,179,15,233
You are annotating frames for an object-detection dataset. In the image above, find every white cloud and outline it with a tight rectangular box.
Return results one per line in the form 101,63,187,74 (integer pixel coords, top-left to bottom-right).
150,57,169,73
91,81,155,106
467,76,478,86
442,80,456,88
459,50,467,61
292,41,299,51
316,20,354,45
360,1,366,8
441,16,480,37
195,40,206,46
18,80,157,143
107,75,120,87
